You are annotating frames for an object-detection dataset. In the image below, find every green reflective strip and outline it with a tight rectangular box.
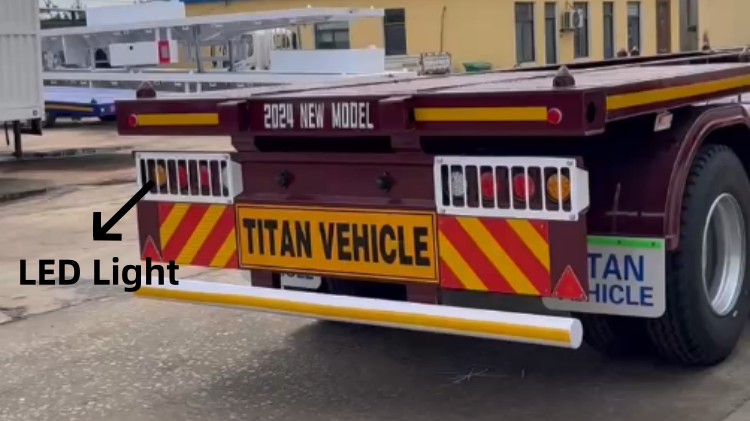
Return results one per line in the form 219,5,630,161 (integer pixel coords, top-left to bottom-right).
587,236,664,250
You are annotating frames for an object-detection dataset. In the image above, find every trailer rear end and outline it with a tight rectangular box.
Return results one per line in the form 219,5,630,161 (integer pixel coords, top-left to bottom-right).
119,50,750,367
0,0,44,156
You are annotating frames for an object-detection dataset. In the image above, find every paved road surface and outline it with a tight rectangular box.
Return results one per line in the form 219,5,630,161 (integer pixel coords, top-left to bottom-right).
2,127,750,421
4,294,750,421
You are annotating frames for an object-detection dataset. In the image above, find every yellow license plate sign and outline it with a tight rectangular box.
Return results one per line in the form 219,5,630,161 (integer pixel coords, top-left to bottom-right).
236,205,438,282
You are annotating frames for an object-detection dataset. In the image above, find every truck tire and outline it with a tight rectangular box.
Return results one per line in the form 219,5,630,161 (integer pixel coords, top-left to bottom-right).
43,112,56,129
578,313,652,357
647,144,750,366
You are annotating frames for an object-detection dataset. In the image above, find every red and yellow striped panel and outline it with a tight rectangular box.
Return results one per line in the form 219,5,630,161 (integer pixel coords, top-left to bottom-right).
157,203,238,268
438,216,551,296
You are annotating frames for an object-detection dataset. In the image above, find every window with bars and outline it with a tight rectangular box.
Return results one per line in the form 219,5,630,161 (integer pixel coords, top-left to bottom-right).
514,2,535,64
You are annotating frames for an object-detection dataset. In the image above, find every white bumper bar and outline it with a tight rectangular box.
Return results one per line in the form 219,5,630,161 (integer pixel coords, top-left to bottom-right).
136,279,583,349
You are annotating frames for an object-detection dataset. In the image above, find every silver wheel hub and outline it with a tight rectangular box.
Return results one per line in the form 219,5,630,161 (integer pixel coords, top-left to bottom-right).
702,193,746,316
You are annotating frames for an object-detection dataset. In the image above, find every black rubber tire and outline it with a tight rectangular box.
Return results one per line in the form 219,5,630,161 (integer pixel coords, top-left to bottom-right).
43,112,56,129
98,115,117,123
578,313,653,357
647,144,750,366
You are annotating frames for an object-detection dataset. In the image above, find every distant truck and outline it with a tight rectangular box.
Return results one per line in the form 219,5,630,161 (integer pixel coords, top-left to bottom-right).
223,28,298,71
117,48,750,367
0,0,44,157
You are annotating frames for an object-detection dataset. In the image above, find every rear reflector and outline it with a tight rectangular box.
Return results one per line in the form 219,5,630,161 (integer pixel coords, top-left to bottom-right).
553,265,587,301
141,236,162,261
136,278,583,349
547,107,563,125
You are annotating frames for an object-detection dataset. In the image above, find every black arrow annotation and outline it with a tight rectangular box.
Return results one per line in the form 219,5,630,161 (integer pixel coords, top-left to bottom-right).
93,180,155,241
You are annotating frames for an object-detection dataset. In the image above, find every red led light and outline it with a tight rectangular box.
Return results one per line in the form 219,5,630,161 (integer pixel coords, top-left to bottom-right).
512,173,536,201
198,165,211,188
480,172,496,200
547,108,563,125
127,114,138,128
177,166,189,187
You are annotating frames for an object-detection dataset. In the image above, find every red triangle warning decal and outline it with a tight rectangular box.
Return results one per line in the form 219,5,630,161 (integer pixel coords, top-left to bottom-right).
553,265,587,301
141,236,162,262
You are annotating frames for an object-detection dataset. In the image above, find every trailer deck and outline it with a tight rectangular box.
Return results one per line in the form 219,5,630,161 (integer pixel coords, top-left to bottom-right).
117,51,750,138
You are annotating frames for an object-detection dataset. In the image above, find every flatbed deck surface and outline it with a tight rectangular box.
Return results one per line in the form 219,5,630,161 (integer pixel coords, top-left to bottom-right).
257,63,750,97
261,70,554,98
438,63,750,93
126,74,427,102
156,87,280,100
129,71,556,102
116,53,750,137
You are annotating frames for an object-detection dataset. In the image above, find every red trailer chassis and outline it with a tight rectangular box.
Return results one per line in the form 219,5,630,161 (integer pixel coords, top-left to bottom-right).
118,49,750,366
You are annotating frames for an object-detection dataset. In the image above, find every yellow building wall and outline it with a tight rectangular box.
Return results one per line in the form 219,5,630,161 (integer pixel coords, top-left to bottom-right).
698,0,750,49
186,0,684,71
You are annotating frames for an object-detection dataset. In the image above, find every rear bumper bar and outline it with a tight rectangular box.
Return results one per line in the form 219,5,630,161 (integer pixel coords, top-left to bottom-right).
135,278,583,349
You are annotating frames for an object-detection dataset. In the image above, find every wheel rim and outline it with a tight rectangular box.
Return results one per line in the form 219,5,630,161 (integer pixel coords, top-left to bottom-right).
701,193,746,316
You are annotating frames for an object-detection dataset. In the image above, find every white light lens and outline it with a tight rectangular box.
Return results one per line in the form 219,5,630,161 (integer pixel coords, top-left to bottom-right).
221,165,229,190
450,171,465,197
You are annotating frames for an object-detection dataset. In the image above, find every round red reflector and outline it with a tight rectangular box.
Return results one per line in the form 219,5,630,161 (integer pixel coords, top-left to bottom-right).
512,173,536,200
127,114,138,128
480,172,496,200
547,108,563,125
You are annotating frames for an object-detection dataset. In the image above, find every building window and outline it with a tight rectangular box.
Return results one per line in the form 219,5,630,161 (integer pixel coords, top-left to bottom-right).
544,2,557,64
315,22,350,49
384,8,407,56
627,2,641,52
686,0,697,30
514,2,535,64
603,2,615,58
573,2,589,58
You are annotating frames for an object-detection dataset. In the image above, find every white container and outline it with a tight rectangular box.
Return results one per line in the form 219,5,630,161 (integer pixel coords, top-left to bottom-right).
270,49,386,74
0,0,43,122
109,40,180,67
86,1,186,27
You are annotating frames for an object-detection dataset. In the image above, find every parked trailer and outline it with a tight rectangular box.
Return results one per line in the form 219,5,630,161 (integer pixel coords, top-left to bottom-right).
0,0,44,157
42,86,132,128
117,48,750,367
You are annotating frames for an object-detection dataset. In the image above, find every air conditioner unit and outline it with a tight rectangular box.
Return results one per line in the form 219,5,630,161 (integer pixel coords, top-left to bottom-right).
560,9,585,32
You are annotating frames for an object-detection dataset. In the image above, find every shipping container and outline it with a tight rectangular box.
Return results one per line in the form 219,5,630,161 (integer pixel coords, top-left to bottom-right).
0,0,44,123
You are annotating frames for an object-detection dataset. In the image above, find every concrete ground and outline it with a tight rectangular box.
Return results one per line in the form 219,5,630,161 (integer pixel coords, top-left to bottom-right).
3,122,750,421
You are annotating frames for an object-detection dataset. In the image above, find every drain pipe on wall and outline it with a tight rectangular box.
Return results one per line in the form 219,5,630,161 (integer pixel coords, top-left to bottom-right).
440,6,447,52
